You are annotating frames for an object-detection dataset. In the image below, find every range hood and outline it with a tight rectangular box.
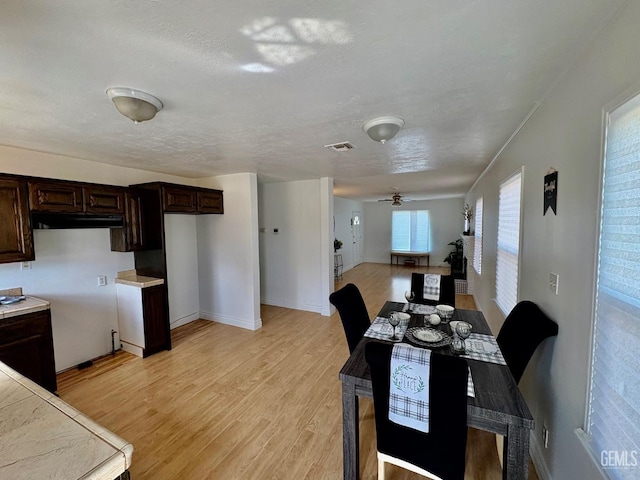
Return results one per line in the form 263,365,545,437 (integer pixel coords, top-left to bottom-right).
31,213,124,229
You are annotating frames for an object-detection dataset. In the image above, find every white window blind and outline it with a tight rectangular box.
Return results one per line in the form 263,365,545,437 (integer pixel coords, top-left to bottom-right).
474,197,483,275
496,172,522,316
588,93,640,480
391,210,430,252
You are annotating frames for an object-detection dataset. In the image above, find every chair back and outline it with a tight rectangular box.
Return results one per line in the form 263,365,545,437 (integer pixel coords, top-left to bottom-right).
497,300,559,383
410,273,456,307
329,283,370,353
365,342,468,480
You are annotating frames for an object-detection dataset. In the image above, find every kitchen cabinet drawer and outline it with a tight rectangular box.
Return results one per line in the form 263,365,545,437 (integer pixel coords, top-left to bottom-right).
29,180,84,212
0,309,57,392
197,190,224,214
0,178,34,263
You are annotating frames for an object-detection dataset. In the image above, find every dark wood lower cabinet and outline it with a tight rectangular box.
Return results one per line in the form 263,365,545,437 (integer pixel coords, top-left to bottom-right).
142,285,171,357
0,310,57,392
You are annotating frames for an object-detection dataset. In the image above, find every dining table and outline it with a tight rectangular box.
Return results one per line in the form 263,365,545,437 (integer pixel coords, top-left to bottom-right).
338,301,534,480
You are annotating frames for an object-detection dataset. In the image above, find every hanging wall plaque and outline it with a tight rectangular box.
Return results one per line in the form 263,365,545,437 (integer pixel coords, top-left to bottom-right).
544,170,558,215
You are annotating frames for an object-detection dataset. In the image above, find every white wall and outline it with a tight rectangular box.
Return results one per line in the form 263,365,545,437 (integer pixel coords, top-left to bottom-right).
259,179,330,315
363,198,465,266
0,145,198,187
0,229,133,371
164,214,200,329
196,173,262,330
465,2,640,479
334,197,365,272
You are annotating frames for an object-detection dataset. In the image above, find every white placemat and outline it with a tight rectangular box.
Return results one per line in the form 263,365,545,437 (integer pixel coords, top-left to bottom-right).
403,303,436,315
364,316,410,340
460,333,506,365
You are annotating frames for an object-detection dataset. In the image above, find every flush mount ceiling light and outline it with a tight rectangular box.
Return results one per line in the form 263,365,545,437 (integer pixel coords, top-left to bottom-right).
106,87,163,124
363,116,405,144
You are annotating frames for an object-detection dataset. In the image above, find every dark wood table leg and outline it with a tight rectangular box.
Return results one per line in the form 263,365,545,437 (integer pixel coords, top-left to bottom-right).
342,381,359,480
503,424,530,480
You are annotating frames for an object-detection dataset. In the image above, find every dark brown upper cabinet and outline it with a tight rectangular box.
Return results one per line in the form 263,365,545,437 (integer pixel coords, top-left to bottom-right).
197,190,224,214
29,180,84,212
135,182,223,215
163,186,198,213
29,179,124,215
85,186,124,214
110,189,161,252
0,177,34,263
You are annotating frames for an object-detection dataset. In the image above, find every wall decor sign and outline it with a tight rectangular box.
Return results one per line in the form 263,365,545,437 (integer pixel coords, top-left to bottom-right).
544,169,558,215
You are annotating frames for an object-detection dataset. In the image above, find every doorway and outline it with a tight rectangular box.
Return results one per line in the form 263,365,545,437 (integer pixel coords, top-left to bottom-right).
351,211,363,266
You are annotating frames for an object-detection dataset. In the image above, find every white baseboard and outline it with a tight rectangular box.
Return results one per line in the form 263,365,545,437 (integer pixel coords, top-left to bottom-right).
120,340,143,358
169,312,200,330
530,430,552,480
364,257,448,268
260,296,323,314
200,310,262,331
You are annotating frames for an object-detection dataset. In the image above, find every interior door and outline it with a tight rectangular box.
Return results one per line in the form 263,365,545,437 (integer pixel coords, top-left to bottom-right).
351,211,363,266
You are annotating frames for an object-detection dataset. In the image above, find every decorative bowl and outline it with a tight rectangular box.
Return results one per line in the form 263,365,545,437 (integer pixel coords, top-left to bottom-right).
436,304,454,321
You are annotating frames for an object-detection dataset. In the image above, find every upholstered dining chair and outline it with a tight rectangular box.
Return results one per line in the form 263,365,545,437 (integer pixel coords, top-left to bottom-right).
365,342,468,480
497,300,559,384
410,273,456,307
495,300,559,466
329,283,370,354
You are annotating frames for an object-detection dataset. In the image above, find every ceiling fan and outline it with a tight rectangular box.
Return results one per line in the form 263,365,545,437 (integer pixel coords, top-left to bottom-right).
377,193,413,206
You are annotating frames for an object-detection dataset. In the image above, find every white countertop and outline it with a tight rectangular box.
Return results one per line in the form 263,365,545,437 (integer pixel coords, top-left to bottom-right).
115,270,164,288
0,361,133,479
0,296,50,319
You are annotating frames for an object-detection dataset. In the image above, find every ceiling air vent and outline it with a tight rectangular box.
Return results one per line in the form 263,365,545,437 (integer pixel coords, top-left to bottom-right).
324,141,356,152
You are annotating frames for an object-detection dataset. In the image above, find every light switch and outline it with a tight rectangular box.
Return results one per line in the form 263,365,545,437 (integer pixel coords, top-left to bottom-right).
549,273,559,295
97,275,107,286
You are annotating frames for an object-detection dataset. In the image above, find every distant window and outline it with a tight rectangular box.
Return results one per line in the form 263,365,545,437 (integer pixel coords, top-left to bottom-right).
473,197,483,275
586,92,640,478
495,171,522,316
391,210,430,252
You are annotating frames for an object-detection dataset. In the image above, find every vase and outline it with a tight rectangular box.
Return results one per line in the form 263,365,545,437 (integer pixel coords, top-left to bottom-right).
464,218,470,235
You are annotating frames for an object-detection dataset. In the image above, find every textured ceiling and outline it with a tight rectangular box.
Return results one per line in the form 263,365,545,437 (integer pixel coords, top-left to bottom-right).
0,0,623,201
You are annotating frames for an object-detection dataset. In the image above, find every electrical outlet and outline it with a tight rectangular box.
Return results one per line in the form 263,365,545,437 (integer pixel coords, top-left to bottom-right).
549,273,559,295
21,261,32,270
542,425,550,448
97,275,107,286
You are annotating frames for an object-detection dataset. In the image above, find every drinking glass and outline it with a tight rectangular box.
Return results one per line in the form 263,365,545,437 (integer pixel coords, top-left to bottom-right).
388,312,401,341
404,291,415,312
455,322,472,352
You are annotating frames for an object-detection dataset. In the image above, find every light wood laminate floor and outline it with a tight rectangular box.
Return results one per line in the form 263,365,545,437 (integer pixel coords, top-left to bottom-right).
57,263,538,479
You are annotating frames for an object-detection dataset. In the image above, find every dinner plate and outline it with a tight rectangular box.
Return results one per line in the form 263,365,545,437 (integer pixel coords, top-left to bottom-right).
414,328,444,342
404,327,452,349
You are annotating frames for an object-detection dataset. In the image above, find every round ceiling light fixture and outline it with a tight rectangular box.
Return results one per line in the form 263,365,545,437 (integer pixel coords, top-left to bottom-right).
363,116,405,144
107,87,163,124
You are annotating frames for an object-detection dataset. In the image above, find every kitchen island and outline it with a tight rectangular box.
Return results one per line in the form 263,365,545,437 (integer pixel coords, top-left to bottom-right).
0,360,133,479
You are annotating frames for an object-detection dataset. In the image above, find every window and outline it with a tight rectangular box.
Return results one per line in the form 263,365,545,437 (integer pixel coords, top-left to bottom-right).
587,93,640,479
473,197,483,274
495,171,522,316
391,210,430,252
